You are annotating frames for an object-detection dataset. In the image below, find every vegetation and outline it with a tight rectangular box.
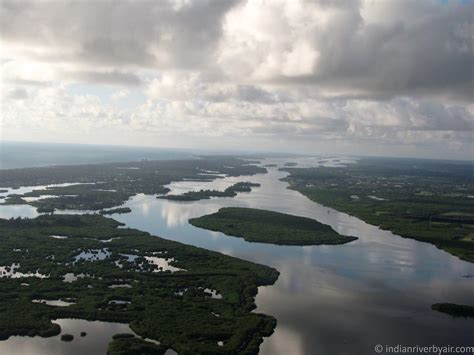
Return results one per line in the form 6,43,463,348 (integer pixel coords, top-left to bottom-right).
282,157,474,262
107,334,167,355
432,303,474,318
0,158,266,211
0,214,279,354
189,207,357,245
99,207,132,215
159,182,261,201
61,334,74,342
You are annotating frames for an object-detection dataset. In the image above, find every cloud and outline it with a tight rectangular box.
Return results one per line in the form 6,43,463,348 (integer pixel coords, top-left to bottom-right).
69,70,142,86
1,0,472,159
146,72,276,102
218,0,473,101
0,0,236,69
6,88,29,100
2,0,471,100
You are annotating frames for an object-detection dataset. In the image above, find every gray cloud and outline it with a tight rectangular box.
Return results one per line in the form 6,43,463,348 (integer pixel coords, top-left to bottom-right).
1,0,472,159
0,0,236,69
68,70,142,86
262,1,473,101
1,0,471,100
237,85,277,103
6,88,28,100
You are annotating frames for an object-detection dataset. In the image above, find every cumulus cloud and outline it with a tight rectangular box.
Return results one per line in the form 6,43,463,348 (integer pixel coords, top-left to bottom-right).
69,70,142,86
146,72,276,102
218,0,473,100
1,0,472,159
5,88,29,100
0,0,236,69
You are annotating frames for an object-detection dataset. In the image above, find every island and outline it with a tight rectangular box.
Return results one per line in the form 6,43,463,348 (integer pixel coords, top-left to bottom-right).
0,214,279,354
99,207,132,215
189,207,357,245
159,182,261,201
431,303,474,318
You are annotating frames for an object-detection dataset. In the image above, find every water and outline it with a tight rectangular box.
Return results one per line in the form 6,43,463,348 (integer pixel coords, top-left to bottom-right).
0,319,134,355
32,299,76,307
113,160,474,354
0,157,473,354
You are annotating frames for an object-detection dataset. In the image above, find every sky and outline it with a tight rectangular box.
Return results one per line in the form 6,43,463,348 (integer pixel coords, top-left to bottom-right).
0,0,473,159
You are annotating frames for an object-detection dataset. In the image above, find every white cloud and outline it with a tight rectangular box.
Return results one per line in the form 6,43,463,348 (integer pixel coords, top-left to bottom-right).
1,0,472,159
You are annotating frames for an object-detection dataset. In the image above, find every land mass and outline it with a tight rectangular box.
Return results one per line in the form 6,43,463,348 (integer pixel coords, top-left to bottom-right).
99,207,132,215
0,157,266,212
189,207,357,245
159,182,260,201
431,303,474,318
282,157,474,262
0,214,279,354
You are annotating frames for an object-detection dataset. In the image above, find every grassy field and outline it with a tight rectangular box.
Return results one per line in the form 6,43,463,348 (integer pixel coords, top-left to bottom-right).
189,207,357,245
0,214,279,354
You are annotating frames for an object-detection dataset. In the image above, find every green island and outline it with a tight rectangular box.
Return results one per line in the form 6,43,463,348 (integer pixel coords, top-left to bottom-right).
0,214,279,354
0,158,265,212
189,207,357,245
431,303,474,318
159,182,261,201
282,157,474,262
99,207,132,215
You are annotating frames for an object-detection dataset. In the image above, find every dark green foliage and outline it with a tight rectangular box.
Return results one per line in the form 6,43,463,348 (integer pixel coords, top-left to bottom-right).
282,158,474,262
36,206,56,214
159,182,261,201
107,335,167,354
432,303,474,318
99,208,132,215
2,195,27,205
0,158,266,211
61,334,74,341
0,214,278,354
228,182,260,193
189,207,357,245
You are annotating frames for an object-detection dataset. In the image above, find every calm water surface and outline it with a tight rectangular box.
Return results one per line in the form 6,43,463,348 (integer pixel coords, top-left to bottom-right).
0,319,133,355
1,157,473,355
